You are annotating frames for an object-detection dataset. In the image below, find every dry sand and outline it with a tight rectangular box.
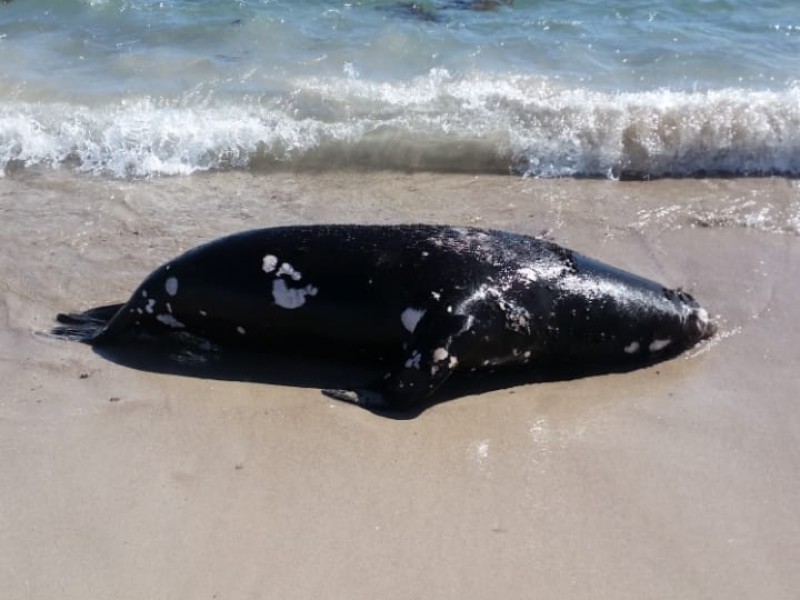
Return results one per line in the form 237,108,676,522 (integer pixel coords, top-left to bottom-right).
1,170,799,599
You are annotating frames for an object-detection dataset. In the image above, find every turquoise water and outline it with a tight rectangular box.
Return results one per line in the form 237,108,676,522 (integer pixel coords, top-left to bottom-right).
1,0,799,178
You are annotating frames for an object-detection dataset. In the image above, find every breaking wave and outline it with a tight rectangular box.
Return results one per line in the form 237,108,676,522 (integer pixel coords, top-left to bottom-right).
2,72,798,179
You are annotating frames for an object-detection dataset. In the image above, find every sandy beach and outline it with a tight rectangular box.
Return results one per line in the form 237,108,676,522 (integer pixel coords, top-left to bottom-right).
1,170,799,599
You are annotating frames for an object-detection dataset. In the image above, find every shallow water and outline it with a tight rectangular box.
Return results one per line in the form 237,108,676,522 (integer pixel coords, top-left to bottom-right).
1,0,799,178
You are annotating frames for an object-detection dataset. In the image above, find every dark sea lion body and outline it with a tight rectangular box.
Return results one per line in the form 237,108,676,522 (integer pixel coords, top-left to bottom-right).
67,225,715,409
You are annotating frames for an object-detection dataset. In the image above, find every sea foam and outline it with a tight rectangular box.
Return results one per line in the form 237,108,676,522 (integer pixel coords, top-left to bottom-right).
1,73,798,179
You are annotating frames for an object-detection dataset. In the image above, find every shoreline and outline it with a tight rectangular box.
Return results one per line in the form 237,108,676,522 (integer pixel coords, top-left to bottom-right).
2,169,799,599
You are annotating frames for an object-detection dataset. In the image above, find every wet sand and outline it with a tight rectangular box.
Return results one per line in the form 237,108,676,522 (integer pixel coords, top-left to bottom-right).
1,170,799,599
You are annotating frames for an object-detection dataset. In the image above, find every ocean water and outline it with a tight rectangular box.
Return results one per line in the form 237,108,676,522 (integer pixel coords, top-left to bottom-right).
1,0,798,179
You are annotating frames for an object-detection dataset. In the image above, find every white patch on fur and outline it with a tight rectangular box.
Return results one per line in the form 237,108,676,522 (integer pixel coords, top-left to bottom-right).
400,308,426,333
449,356,458,369
236,326,246,335
144,299,156,314
517,267,538,282
649,338,672,352
262,254,279,273
272,279,318,309
276,262,302,281
431,291,441,300
433,347,449,362
463,315,475,332
156,314,185,329
405,350,422,370
165,277,178,297
624,341,640,354
199,309,208,317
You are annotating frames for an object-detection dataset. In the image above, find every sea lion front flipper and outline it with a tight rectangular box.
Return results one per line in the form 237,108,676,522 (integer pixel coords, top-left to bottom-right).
321,388,390,409
325,311,473,411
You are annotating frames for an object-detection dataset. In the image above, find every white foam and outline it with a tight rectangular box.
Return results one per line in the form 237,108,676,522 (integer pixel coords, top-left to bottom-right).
2,79,799,179
472,439,490,464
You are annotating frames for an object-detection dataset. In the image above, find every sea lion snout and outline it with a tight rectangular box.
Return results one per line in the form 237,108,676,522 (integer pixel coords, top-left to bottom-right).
684,306,717,343
664,288,716,345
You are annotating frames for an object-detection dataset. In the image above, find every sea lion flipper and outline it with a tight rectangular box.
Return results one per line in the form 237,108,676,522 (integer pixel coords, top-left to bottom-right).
375,311,473,409
51,303,127,343
323,312,471,410
321,388,391,409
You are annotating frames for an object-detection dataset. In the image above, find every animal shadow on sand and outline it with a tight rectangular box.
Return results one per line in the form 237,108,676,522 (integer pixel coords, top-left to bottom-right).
51,304,674,420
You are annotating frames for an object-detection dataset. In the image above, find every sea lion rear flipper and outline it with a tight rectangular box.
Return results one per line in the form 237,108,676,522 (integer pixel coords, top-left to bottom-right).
52,303,126,343
56,303,125,326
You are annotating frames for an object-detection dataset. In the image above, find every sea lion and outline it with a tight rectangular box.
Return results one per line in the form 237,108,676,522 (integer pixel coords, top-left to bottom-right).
55,224,715,409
